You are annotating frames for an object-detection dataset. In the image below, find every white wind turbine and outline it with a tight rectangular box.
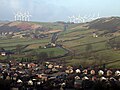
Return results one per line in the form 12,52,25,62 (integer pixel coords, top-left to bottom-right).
78,15,83,23
81,15,88,23
68,16,72,23
97,13,100,19
72,15,76,23
86,14,92,22
21,12,25,21
14,12,17,21
84,15,89,22
75,16,79,23
92,13,96,20
74,16,78,23
26,11,32,21
23,12,27,21
14,11,19,21
75,15,82,23
17,12,22,21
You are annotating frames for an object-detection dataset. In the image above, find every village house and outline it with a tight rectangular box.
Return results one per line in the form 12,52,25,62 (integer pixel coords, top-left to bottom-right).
0,48,14,56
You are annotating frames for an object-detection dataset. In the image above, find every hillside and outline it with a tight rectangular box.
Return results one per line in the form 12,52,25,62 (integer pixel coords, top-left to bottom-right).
56,17,120,68
86,17,120,33
0,21,67,39
0,22,47,33
0,17,120,68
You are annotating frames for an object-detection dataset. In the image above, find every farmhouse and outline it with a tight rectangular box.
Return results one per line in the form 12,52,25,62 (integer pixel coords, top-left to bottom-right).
0,49,14,56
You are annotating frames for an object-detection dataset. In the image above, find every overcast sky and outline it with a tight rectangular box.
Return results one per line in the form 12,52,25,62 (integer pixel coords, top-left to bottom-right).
0,0,120,22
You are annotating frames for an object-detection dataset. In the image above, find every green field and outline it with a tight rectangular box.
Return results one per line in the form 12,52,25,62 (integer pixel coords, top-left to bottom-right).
0,37,67,61
0,22,120,68
0,38,49,50
34,47,67,57
57,25,120,68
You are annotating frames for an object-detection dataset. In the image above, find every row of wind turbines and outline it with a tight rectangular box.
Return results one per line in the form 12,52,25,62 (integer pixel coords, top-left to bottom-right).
68,13,100,23
14,11,32,22
13,11,99,23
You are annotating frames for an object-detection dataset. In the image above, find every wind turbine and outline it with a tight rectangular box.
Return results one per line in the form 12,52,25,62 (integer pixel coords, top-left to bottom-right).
17,12,22,21
72,15,76,23
68,16,72,23
75,16,79,23
90,13,95,21
81,15,88,23
75,15,82,23
13,10,18,21
13,11,19,21
21,12,25,21
86,14,92,22
97,13,100,19
23,12,27,21
14,12,17,21
26,11,32,21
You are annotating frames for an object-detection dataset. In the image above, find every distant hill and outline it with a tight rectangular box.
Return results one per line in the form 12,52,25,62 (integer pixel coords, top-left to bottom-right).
0,21,65,34
0,22,43,33
86,17,120,33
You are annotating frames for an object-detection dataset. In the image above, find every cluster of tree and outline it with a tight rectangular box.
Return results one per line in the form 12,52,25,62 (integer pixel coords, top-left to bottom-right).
15,44,28,54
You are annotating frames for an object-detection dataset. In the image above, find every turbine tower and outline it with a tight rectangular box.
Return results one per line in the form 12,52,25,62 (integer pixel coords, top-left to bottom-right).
26,11,32,21
75,16,79,23
14,12,19,21
24,12,27,21
14,12,17,21
19,12,23,21
75,15,81,23
97,13,100,19
80,16,86,23
86,14,92,22
21,12,25,21
68,16,72,23
72,15,76,23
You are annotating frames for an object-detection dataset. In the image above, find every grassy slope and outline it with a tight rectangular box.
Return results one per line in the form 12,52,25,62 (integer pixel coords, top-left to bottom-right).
0,22,120,68
34,47,67,57
0,38,49,50
58,25,120,68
